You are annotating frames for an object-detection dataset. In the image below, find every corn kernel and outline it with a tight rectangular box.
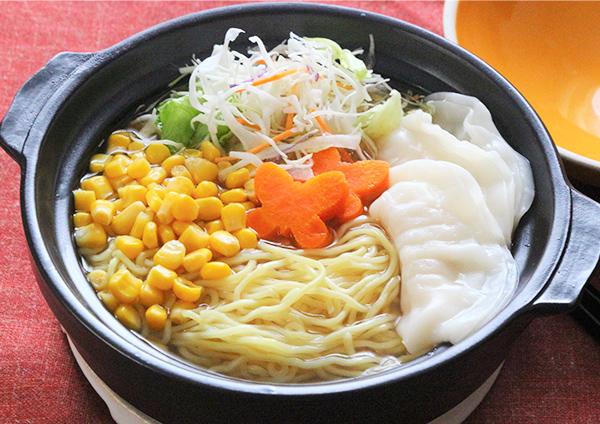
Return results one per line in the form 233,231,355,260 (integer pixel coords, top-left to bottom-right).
209,231,240,257
130,211,153,239
108,269,142,304
162,154,185,174
145,304,168,331
192,181,219,199
205,219,224,234
188,158,218,182
88,269,108,290
109,174,134,190
112,198,125,212
200,141,221,162
165,176,194,195
107,133,131,152
220,203,246,232
75,223,107,249
179,225,209,252
128,140,144,151
156,191,181,224
115,304,141,330
244,179,257,202
112,201,145,235
172,194,199,222
153,240,186,270
171,220,192,236
200,261,232,280
74,189,96,212
90,199,115,226
142,221,159,249
118,184,147,207
217,160,232,170
196,197,223,221
90,154,110,173
158,224,176,244
81,175,114,199
183,248,213,273
146,264,178,290
234,228,258,249
220,189,247,204
225,168,250,189
104,154,132,179
170,164,193,180
185,157,212,184
183,148,202,158
170,300,196,324
127,157,151,179
146,188,164,212
115,235,145,260
73,212,92,227
98,290,119,312
172,278,203,303
139,283,165,307
145,143,170,164
242,201,256,211
139,167,167,186
130,151,145,160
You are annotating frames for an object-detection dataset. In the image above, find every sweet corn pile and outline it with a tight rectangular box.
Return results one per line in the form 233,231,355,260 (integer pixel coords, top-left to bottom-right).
73,132,259,332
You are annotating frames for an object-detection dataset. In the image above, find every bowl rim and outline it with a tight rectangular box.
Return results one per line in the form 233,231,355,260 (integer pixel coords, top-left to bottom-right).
442,0,600,174
20,2,571,396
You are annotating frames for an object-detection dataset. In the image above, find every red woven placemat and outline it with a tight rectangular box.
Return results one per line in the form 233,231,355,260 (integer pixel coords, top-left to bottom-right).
0,2,598,423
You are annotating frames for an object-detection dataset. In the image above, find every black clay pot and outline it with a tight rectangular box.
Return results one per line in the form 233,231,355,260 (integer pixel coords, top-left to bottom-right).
1,4,599,424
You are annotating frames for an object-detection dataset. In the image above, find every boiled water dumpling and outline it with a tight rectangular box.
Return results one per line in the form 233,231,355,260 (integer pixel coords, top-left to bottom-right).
426,92,534,227
375,93,534,243
370,160,517,354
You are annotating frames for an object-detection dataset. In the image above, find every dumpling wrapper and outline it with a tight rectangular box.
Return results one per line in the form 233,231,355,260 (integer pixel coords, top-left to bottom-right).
376,93,534,243
370,160,517,354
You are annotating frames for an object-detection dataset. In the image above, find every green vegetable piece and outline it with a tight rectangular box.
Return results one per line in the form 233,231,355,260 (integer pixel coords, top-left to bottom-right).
358,90,404,140
157,96,199,146
308,37,370,81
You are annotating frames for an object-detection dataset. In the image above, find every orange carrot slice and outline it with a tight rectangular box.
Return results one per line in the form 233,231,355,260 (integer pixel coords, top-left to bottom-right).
252,69,298,87
312,147,390,220
236,117,261,130
247,163,349,248
285,113,295,131
338,192,364,223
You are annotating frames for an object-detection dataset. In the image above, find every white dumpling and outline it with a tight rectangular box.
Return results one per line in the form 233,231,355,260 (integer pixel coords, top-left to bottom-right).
375,94,534,243
426,92,534,226
370,160,517,354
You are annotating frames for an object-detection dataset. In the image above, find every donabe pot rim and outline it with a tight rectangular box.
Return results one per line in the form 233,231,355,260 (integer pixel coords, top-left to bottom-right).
19,3,570,395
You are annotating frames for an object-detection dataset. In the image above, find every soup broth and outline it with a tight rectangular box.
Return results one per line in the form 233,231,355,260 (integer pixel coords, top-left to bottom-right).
456,1,600,161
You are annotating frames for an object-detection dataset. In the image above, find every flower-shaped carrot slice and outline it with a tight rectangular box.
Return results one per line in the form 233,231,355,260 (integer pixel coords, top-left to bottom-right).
312,148,390,220
247,163,350,248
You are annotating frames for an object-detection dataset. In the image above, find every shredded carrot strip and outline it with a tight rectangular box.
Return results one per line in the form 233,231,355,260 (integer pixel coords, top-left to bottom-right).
248,143,271,155
272,128,297,142
252,69,298,87
336,81,354,91
236,117,261,130
314,113,332,134
248,128,298,154
214,156,241,163
285,113,295,131
255,59,266,65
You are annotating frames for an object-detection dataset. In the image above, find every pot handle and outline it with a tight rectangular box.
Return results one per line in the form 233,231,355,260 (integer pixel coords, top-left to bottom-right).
0,52,93,164
533,189,600,313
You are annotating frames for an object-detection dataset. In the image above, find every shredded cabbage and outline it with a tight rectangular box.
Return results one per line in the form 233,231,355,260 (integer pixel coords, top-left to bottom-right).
152,31,411,169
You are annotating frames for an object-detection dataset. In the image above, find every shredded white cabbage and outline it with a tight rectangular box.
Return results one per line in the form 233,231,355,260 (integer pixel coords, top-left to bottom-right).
174,31,392,171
